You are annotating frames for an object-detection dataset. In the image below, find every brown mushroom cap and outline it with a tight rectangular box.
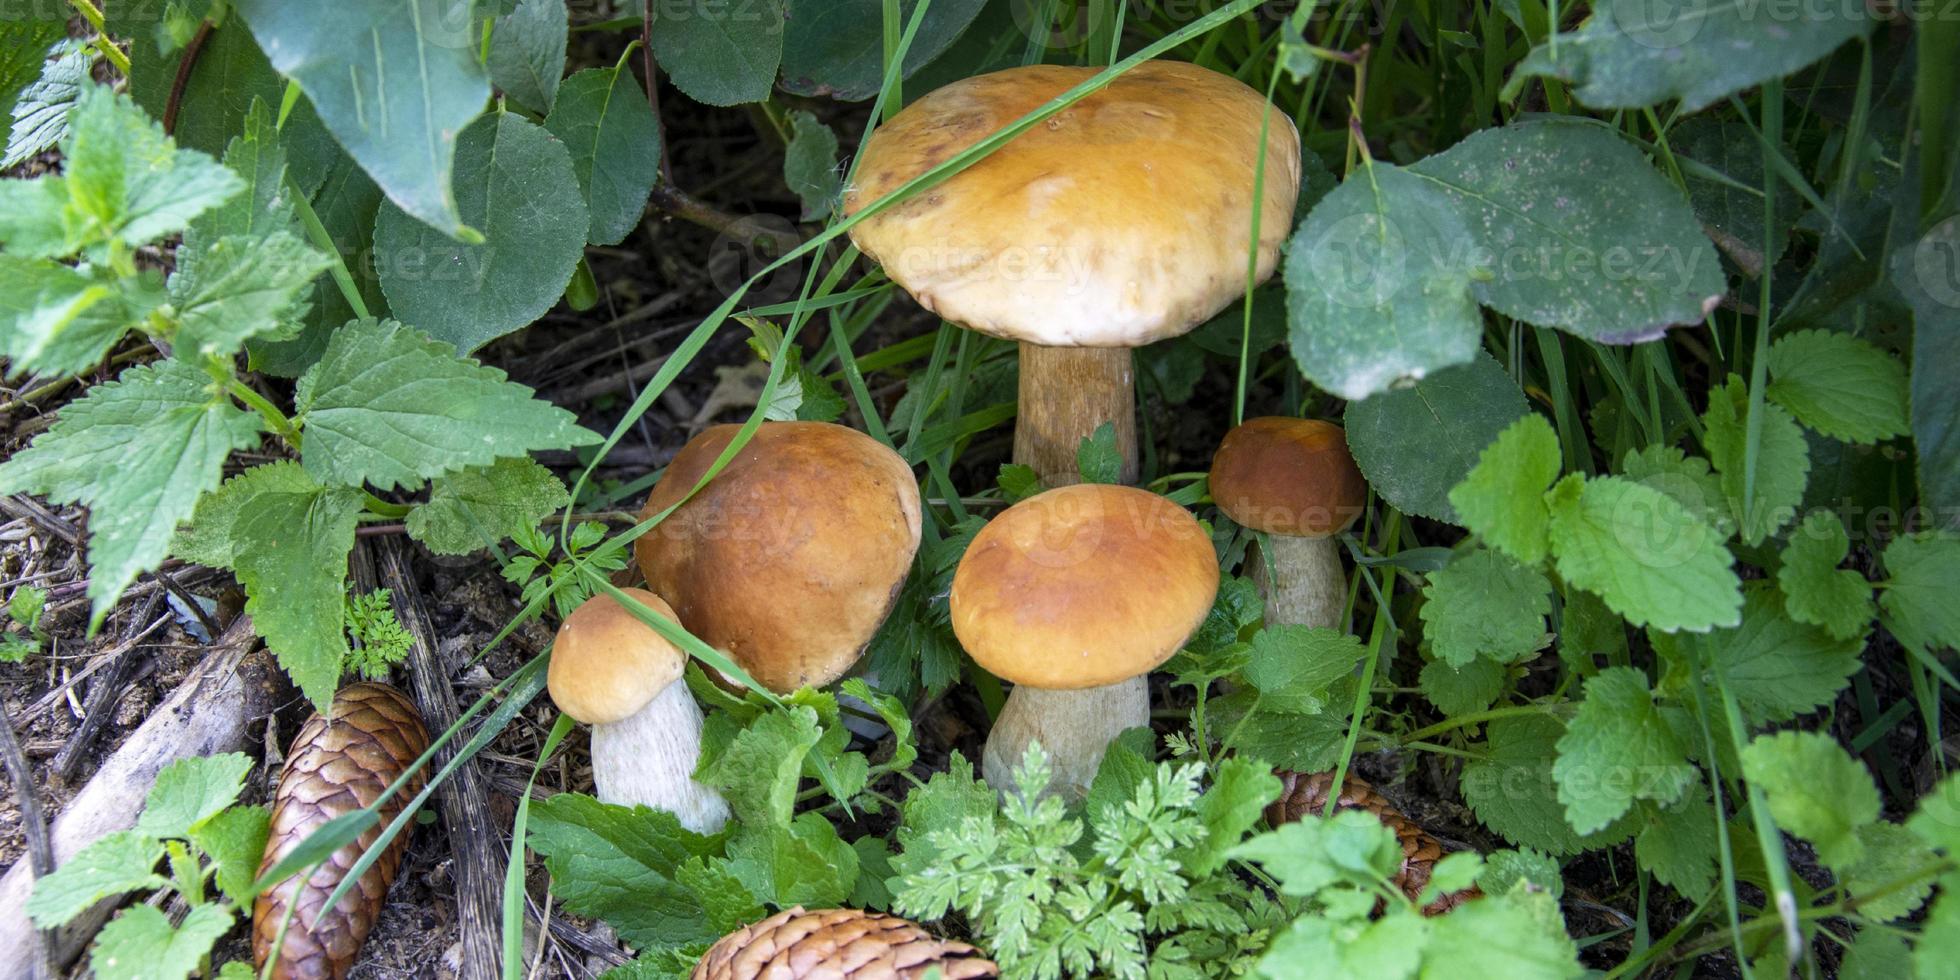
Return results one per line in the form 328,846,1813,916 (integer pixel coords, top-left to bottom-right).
1209,417,1367,537
844,60,1301,349
949,483,1219,690
547,588,686,725
635,422,923,693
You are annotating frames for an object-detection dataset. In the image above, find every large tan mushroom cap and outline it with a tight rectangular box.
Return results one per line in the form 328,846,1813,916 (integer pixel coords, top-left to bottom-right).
844,60,1302,348
635,422,923,693
1209,417,1367,537
950,483,1219,689
548,588,686,725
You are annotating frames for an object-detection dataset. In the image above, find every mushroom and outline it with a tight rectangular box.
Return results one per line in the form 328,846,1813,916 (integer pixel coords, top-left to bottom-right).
547,588,730,833
950,483,1218,799
634,421,922,694
845,60,1301,487
692,906,999,979
1207,417,1367,629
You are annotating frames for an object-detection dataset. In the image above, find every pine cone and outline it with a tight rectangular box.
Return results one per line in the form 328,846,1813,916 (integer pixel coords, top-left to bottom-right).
1265,770,1481,915
254,682,431,979
692,907,1001,980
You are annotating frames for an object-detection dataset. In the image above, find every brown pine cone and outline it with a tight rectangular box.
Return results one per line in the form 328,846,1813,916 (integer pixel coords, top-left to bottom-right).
254,682,431,979
692,907,1000,980
1265,770,1481,915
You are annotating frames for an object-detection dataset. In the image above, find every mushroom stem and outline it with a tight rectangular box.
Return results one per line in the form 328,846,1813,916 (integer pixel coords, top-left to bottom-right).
1014,344,1137,487
980,679,1148,801
591,681,730,833
1248,534,1346,629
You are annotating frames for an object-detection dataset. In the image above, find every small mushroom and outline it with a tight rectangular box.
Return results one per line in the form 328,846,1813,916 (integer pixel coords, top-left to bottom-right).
634,421,922,694
254,682,429,980
692,906,999,980
548,588,730,833
1207,417,1367,629
950,483,1218,799
1267,769,1482,915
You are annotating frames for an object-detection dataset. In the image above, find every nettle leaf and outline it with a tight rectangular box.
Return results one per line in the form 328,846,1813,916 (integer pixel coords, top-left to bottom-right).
648,0,785,106
1463,717,1595,856
0,255,154,379
1739,730,1879,871
1619,444,1730,536
1553,667,1696,835
233,477,364,708
90,903,235,980
1449,413,1560,565
134,753,255,839
252,157,387,377
25,830,167,927
233,0,489,237
487,0,567,115
0,359,264,623
1898,221,1960,529
1420,891,1582,979
1183,755,1282,877
723,814,859,908
783,109,842,222
1662,587,1861,724
1766,330,1909,443
526,797,726,950
890,754,994,877
374,111,588,352
188,98,297,244
173,461,319,569
545,66,662,247
1636,791,1719,899
1544,474,1742,633
0,16,67,158
1258,912,1426,979
294,319,597,491
702,706,824,827
168,231,331,358
1776,511,1873,641
62,85,245,250
1879,531,1960,653
1420,547,1551,667
1241,626,1368,714
779,0,988,101
1509,0,1871,112
405,457,570,555
1841,822,1938,922
4,39,88,172
1211,689,1349,772
1419,656,1506,716
191,804,272,906
1343,351,1528,523
1701,375,1811,546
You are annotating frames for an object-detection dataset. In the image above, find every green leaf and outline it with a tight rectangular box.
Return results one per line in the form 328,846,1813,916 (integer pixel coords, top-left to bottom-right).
233,478,365,707
1183,756,1282,877
0,17,66,152
1918,892,1960,980
673,857,765,934
996,463,1041,502
1553,667,1696,834
134,753,255,839
544,66,663,247
487,0,566,115
1841,822,1937,921
1695,588,1861,723
1702,375,1810,545
1739,730,1879,870
405,457,570,555
1212,690,1350,772
783,109,841,222
89,903,235,980
0,359,265,622
1544,474,1742,632
232,0,490,237
1286,160,1482,400
1077,421,1122,484
1508,0,1870,111
1420,548,1551,667
1619,445,1730,536
1231,810,1405,897
1635,793,1718,898
173,462,319,569
191,804,273,906
701,705,824,827
1406,120,1724,346
0,255,150,378
373,112,587,351
1418,892,1582,979
722,813,859,908
1908,773,1960,855
889,753,994,879
186,99,295,245
1343,351,1530,523
1480,848,1564,900
1879,531,1960,653
1464,716,1591,855
779,0,988,101
1764,330,1910,443
25,830,167,927
4,39,88,172
61,85,245,250
1775,511,1873,641
1418,656,1506,716
1449,414,1561,565
295,319,597,490
648,0,785,106
251,157,387,377
1899,220,1960,530
526,793,724,949
1241,626,1368,714
1257,912,1427,980
168,231,331,358
1841,927,1914,980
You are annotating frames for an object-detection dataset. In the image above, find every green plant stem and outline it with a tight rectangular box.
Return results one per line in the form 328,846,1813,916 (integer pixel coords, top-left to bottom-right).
1325,510,1399,817
1399,703,1558,743
1643,858,1953,972
1720,682,1803,966
218,372,303,450
68,0,131,75
362,493,411,519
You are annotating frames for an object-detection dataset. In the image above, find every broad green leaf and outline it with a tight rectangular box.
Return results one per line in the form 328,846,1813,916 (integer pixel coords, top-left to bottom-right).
1479,848,1564,900
1183,756,1282,876
187,98,296,244
526,797,725,948
1257,912,1427,980
1076,421,1122,484
0,16,66,157
405,457,570,555
1241,626,1368,714
545,66,662,247
1418,656,1505,716
648,0,785,106
25,830,167,927
487,0,567,115
779,0,988,101
190,805,273,906
1231,810,1404,897
1418,892,1582,979
1878,531,1960,653
1344,352,1529,523
1635,793,1718,898
722,814,858,908
62,86,244,249
1509,0,1871,112
1776,511,1873,641
1765,330,1910,443
233,479,366,707
1739,730,1879,870
250,158,386,376
1841,822,1937,921
1462,711,1636,854
701,706,824,827
293,319,597,491
168,231,331,358
232,0,489,237
1553,667,1696,834
1420,548,1551,667
1659,587,1861,724
1448,414,1561,565
1211,689,1349,772
1286,160,1482,400
1908,773,1960,855
0,255,148,378
134,753,255,839
173,462,320,569
1841,927,1914,980
1919,893,1960,980
783,109,841,222
91,904,235,980
1674,116,1802,276
1544,474,1742,632
1899,219,1960,529
0,359,264,623
1406,120,1724,345
1619,445,1730,536
4,39,88,172
373,112,588,351
673,857,765,934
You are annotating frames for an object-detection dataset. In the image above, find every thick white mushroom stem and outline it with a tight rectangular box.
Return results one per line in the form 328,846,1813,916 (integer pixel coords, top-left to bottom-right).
1015,345,1138,487
1249,533,1346,629
981,680,1148,801
591,681,731,833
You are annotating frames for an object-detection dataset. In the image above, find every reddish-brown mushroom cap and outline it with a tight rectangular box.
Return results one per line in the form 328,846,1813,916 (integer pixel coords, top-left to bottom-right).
1208,417,1367,537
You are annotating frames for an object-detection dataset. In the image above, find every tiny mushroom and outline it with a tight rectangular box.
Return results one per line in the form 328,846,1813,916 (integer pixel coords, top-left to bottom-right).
846,60,1301,487
634,421,922,694
950,483,1218,799
1208,417,1367,629
548,588,730,833
692,906,999,980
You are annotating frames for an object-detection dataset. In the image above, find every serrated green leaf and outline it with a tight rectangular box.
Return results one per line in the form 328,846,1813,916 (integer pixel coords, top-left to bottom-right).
294,319,597,490
233,481,365,708
1241,626,1368,714
1183,756,1282,877
1553,667,1695,834
135,753,255,839
722,813,859,908
1619,445,1730,536
1702,375,1810,545
1841,822,1936,921
60,85,244,250
1463,716,1591,855
1418,891,1582,979
0,16,63,144
649,0,785,106
700,705,823,827
997,463,1041,502
673,858,764,935
1841,927,1914,980
1343,351,1529,523
187,98,295,244
1764,330,1909,443
1418,656,1506,716
544,66,662,247
405,457,569,555
1879,531,1960,653
782,109,841,222
1636,792,1718,898
169,230,331,358
487,0,566,114
25,830,167,927
889,753,994,879
90,903,235,980
173,462,319,569
1776,511,1873,641
1479,848,1564,900
1544,474,1742,632
1908,774,1960,855
1420,548,1551,666
191,804,272,906
1231,810,1404,897
4,39,87,172
0,359,264,622
0,254,148,378
1211,689,1350,772
1739,730,1879,870
1257,911,1427,980
526,793,724,949
1450,414,1561,565
1917,892,1960,980
1077,421,1122,484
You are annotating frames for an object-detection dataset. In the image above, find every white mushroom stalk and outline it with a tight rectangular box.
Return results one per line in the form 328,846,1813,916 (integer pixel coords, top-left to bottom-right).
979,683,1148,800
591,679,729,833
